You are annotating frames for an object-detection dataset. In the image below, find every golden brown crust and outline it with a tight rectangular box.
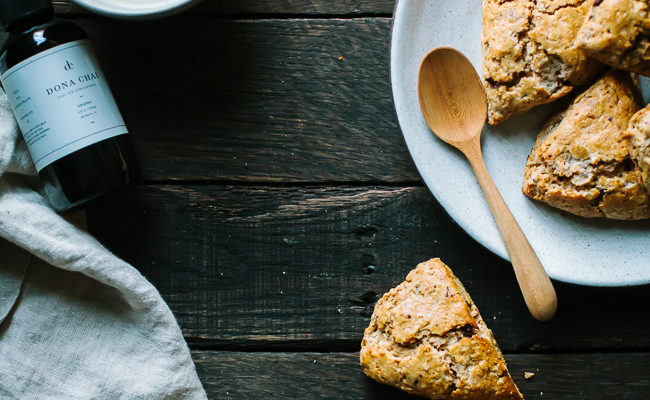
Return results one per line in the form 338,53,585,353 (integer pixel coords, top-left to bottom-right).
576,0,650,76
628,105,650,193
522,70,650,219
360,259,524,400
482,0,602,125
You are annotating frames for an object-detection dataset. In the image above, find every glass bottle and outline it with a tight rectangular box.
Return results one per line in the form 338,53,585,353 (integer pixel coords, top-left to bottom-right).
0,0,138,211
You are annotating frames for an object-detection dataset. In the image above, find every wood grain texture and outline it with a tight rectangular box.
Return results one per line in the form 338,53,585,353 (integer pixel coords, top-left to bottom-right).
88,185,650,351
192,351,650,399
53,0,396,15
63,17,415,182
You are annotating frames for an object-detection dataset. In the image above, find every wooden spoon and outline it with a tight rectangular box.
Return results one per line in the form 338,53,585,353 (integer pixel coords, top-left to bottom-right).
417,47,557,321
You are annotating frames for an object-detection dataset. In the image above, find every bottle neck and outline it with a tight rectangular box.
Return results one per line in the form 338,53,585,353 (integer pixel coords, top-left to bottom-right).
6,9,53,35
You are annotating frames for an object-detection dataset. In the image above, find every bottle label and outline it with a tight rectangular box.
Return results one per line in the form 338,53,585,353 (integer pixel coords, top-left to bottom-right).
0,39,128,172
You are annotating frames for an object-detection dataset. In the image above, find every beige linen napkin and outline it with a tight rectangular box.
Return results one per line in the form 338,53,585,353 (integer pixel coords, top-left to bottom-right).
0,92,207,399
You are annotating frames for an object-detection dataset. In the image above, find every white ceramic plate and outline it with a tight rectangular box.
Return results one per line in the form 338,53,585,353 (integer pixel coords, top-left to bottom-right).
72,0,201,20
391,0,650,286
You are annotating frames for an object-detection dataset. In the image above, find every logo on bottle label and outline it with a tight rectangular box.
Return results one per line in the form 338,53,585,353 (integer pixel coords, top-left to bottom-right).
0,40,128,171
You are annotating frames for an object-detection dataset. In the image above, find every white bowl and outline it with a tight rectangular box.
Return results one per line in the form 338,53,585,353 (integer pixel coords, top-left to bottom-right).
72,0,202,20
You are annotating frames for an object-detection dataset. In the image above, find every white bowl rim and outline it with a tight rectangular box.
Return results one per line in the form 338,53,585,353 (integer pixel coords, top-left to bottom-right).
72,0,200,19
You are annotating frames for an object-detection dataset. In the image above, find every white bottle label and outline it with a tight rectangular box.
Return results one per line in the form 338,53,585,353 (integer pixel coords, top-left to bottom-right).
1,39,128,172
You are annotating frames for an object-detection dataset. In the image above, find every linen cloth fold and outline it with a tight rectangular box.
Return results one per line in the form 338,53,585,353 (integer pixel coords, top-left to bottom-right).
0,93,207,399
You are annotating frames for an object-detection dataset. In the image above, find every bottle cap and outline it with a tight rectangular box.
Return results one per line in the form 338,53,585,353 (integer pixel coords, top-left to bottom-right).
0,0,54,32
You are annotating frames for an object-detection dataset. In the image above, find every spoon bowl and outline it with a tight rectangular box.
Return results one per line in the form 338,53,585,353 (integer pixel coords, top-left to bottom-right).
418,48,487,144
417,47,557,322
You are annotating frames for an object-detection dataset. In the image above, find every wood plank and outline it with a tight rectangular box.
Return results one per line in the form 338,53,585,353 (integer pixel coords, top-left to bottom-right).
192,351,650,399
54,0,396,15
88,185,650,351
60,17,415,182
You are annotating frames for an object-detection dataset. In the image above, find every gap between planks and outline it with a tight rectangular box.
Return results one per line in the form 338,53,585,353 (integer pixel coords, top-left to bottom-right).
186,337,650,355
138,180,423,188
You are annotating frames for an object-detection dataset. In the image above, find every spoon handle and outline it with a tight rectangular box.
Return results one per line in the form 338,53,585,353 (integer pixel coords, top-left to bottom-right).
460,137,557,321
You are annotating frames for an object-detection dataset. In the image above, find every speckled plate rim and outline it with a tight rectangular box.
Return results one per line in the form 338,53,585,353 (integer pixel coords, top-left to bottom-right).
391,0,650,287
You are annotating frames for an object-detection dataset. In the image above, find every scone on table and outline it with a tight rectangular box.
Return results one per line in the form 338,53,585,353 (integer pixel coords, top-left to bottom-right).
576,0,650,76
482,0,601,125
522,70,650,219
360,258,523,400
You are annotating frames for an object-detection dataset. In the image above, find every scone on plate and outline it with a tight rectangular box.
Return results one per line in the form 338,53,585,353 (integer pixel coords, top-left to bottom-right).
360,258,523,400
482,0,601,125
576,0,650,76
523,70,650,219
628,104,650,193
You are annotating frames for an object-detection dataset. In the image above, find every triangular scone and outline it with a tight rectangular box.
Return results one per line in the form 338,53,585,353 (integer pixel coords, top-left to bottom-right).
628,104,650,193
360,259,523,400
482,0,602,125
523,71,650,219
576,0,650,76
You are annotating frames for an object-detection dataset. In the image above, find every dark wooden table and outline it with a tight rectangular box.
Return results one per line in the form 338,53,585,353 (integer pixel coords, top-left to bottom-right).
53,1,650,398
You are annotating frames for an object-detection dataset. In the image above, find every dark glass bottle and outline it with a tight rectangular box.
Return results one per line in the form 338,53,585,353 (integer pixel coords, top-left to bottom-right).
0,0,138,212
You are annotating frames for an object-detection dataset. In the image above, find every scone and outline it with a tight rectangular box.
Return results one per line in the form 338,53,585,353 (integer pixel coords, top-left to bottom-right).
360,258,523,400
522,71,650,219
576,0,650,76
628,104,650,193
482,0,601,125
